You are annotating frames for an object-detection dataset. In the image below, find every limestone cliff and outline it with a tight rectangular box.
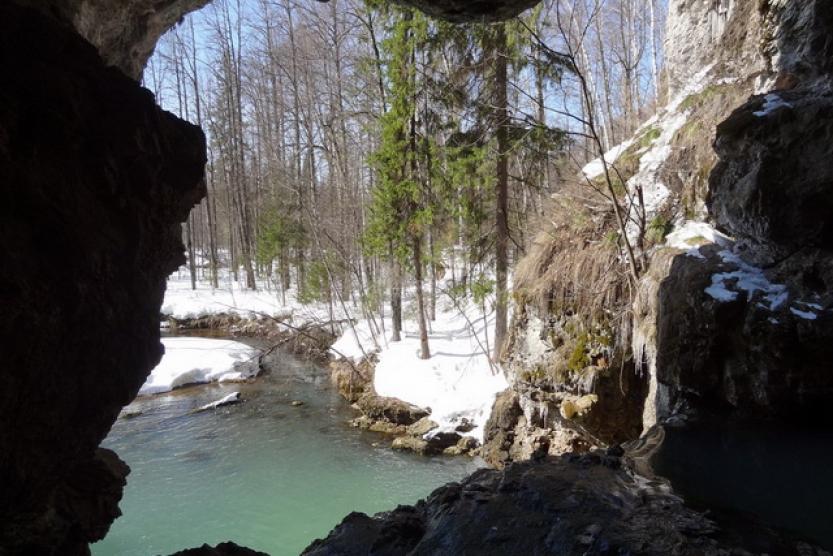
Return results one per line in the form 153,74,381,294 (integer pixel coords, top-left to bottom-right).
486,0,833,466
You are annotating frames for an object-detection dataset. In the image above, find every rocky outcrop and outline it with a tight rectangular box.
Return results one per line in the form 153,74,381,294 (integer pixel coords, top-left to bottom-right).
636,244,833,427
710,89,833,262
633,0,833,427
396,0,539,23
0,3,205,553
2,0,829,553
303,451,827,555
14,0,210,79
15,0,540,79
169,542,269,556
390,432,467,456
502,0,833,462
356,393,430,426
330,358,375,404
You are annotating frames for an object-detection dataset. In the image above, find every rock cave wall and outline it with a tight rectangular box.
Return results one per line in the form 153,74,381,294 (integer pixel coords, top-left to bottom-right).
0,3,206,553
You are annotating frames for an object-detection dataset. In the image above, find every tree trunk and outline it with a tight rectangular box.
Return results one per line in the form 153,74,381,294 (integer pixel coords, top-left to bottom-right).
391,256,402,342
412,234,430,359
428,226,436,321
493,23,509,363
186,217,197,289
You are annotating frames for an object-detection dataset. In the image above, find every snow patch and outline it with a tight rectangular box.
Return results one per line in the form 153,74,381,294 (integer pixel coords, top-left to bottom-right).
665,64,715,113
665,221,731,251
582,139,634,180
140,337,259,396
162,270,342,326
754,93,792,117
704,250,788,310
665,220,733,259
790,307,817,320
623,110,689,243
197,391,241,411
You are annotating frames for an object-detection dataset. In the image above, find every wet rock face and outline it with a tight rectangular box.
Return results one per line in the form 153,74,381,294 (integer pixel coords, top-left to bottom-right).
0,3,205,553
637,246,833,426
303,452,824,555
709,89,833,261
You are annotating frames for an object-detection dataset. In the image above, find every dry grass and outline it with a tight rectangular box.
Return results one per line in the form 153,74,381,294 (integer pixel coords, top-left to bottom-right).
514,180,630,330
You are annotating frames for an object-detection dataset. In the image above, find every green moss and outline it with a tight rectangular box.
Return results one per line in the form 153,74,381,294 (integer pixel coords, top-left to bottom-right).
679,119,703,142
520,365,547,383
567,333,590,373
679,83,731,112
646,215,673,245
638,126,662,149
591,173,627,199
592,330,613,348
684,235,709,246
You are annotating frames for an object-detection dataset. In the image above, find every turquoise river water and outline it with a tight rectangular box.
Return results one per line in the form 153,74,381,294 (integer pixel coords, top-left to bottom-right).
92,342,483,556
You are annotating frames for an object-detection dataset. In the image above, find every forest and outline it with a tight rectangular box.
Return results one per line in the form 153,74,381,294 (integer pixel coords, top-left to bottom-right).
147,0,665,360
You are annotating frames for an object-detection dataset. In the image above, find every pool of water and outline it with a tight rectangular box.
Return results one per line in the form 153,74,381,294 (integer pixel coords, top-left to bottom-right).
93,343,483,556
647,420,833,550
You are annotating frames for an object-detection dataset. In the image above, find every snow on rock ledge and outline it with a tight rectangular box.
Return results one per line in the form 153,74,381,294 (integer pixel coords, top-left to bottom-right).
140,338,260,396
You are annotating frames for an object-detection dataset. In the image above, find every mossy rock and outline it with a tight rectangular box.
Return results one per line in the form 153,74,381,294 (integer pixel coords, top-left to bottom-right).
679,83,733,112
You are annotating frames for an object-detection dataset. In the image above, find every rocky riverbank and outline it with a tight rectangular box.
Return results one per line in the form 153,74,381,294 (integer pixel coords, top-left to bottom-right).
329,358,482,457
302,449,829,556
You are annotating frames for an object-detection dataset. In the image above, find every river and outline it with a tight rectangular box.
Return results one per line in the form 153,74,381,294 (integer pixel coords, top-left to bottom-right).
92,340,483,555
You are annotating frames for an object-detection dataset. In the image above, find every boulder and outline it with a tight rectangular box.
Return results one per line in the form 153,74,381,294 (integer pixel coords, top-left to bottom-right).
169,542,269,556
406,417,439,437
443,436,479,456
356,393,429,426
352,415,407,436
329,358,374,404
480,389,523,468
392,432,464,456
391,436,429,454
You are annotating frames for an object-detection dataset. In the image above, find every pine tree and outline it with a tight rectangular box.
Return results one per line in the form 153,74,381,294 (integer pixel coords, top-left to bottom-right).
365,7,432,359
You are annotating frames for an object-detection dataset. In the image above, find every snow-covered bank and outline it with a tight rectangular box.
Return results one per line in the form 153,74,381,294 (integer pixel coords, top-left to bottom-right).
140,337,260,396
163,276,287,319
164,267,508,442
162,271,341,324
332,298,509,443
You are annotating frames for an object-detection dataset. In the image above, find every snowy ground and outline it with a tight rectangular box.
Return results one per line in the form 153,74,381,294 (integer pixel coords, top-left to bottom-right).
140,337,260,396
162,269,343,325
332,295,509,443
